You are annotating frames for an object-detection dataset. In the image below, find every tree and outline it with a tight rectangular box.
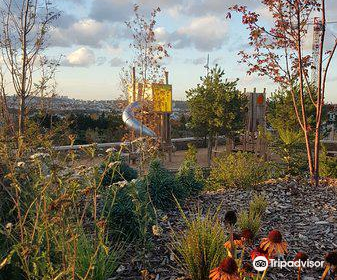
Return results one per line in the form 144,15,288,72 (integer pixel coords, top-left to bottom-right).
230,0,337,186
0,0,59,138
187,65,247,165
121,4,171,136
267,88,317,175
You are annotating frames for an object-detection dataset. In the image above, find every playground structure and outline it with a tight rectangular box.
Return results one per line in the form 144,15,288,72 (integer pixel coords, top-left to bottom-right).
122,68,173,160
241,88,267,157
121,69,268,161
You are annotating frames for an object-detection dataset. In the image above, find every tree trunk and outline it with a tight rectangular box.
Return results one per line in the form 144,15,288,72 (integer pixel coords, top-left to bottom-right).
18,96,25,137
314,129,320,187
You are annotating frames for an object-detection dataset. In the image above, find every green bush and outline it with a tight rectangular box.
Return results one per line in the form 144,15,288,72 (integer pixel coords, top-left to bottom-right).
101,179,154,240
320,147,337,178
100,151,138,186
176,144,204,196
176,160,204,196
145,159,182,209
172,208,226,280
207,152,267,190
266,127,308,176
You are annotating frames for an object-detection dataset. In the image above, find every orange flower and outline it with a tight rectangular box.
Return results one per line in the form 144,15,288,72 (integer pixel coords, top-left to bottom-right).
241,228,254,243
321,251,337,279
224,233,243,250
210,257,240,280
260,230,287,256
251,246,269,261
294,252,308,262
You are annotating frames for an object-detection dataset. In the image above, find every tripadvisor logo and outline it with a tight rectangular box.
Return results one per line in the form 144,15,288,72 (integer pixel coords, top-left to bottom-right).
270,259,325,269
253,256,324,271
253,256,268,271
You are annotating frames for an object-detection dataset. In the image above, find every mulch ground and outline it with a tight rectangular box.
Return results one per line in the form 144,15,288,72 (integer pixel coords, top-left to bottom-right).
113,177,337,280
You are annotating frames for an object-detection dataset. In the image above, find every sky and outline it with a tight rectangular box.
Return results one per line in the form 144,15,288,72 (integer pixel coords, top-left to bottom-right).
45,0,337,101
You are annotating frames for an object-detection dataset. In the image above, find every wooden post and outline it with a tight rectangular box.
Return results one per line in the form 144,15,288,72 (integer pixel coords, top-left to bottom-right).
164,71,172,162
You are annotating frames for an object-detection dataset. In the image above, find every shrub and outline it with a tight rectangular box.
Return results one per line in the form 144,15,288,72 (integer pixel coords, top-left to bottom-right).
266,127,308,176
172,208,226,280
207,152,267,190
100,151,138,186
319,147,337,178
176,144,204,196
101,179,154,240
146,159,182,209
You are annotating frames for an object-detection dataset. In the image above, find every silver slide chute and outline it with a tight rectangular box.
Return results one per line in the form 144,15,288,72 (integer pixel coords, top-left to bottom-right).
122,101,157,137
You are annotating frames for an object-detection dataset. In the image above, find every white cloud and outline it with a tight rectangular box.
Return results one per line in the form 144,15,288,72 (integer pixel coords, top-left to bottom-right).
185,57,206,65
62,47,96,67
175,16,228,51
90,0,133,22
185,0,259,16
110,57,124,67
96,57,107,66
154,27,169,44
50,19,116,48
153,16,229,51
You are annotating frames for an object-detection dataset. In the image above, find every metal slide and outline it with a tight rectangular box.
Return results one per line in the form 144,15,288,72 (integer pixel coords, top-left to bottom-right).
122,101,157,137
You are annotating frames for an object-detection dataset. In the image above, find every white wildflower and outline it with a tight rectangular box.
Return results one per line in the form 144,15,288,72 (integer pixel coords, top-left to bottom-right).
30,153,50,160
130,179,138,184
152,225,163,237
5,222,13,231
17,162,26,168
115,180,128,188
108,161,120,169
105,147,116,154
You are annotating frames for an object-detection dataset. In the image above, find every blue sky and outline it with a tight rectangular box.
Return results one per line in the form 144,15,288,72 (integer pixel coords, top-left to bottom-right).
49,0,337,101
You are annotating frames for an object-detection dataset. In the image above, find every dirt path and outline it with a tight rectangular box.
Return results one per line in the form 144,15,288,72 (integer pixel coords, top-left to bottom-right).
76,146,227,171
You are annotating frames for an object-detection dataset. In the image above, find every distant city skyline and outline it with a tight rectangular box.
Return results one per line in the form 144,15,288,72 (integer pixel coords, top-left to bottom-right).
44,0,337,101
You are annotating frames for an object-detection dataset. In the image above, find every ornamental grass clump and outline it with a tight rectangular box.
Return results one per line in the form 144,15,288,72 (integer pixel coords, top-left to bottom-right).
237,194,267,238
172,208,226,280
101,178,154,241
74,230,121,280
